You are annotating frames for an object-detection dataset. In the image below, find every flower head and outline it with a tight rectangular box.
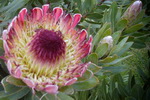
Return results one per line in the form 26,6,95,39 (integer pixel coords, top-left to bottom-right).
122,0,142,22
2,4,92,94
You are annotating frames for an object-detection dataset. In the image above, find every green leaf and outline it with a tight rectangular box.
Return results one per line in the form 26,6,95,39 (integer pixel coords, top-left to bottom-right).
109,37,129,55
118,84,129,97
103,28,112,38
1,77,22,93
57,92,74,100
93,23,110,47
117,42,133,56
112,31,122,45
132,38,147,49
24,91,39,100
110,2,118,32
112,88,119,100
128,71,135,90
59,86,74,95
87,53,98,64
88,63,102,74
116,19,128,31
131,84,144,100
82,0,97,13
95,43,108,58
0,87,29,100
77,69,93,82
124,24,144,33
72,76,99,91
102,9,111,23
6,76,26,87
104,55,132,66
100,55,118,63
99,66,127,74
116,6,122,20
40,93,56,100
0,77,30,99
86,13,103,20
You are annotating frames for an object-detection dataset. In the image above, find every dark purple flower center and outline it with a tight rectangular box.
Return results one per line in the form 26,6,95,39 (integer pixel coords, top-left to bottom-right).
29,29,66,64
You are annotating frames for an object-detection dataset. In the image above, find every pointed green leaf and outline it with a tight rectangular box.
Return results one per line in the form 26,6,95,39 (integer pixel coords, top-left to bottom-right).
102,28,112,38
104,55,132,65
110,2,118,31
95,43,108,58
93,23,110,47
112,31,122,45
131,84,144,100
110,37,129,55
117,42,133,56
124,24,144,33
116,19,128,31
100,66,127,74
72,76,99,91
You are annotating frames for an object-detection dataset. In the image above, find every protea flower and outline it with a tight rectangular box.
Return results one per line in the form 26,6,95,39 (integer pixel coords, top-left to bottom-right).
122,0,142,22
2,4,92,94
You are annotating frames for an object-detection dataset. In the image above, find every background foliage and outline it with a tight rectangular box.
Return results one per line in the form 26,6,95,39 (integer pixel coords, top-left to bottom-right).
0,0,150,100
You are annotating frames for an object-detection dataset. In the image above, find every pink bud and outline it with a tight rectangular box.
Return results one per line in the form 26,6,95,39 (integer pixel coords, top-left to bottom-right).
122,0,142,22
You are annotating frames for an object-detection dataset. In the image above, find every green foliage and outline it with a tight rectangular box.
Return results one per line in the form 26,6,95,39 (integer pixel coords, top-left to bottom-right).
0,76,30,100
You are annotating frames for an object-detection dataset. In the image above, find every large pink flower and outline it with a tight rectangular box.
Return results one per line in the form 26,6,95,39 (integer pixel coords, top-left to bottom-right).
2,4,92,94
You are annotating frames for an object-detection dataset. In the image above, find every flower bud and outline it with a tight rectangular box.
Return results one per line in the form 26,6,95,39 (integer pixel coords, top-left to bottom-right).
100,36,113,49
122,0,142,22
